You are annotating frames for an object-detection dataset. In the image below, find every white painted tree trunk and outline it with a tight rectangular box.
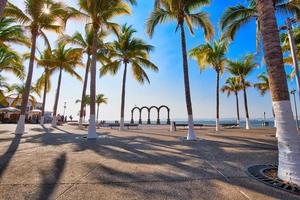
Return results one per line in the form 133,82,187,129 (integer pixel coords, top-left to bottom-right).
119,117,125,131
15,115,25,135
40,116,44,126
87,115,97,139
237,119,240,127
170,122,176,132
51,116,57,128
275,100,300,185
216,118,220,131
187,115,197,140
78,117,83,129
246,118,251,130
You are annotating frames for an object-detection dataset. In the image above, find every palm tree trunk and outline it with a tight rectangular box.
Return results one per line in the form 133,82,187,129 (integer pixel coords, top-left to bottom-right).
242,78,251,129
15,29,38,135
40,71,48,126
87,27,99,139
51,67,63,128
120,62,128,131
97,103,99,125
257,0,300,185
216,70,220,131
272,107,277,128
179,23,196,140
79,54,91,129
0,0,7,18
235,92,240,126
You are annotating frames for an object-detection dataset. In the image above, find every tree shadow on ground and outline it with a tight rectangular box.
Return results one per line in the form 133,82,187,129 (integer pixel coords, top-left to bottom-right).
37,153,66,200
3,125,299,199
0,134,21,178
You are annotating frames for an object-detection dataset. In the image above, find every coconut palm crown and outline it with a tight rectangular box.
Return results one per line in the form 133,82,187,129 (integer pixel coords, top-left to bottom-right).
219,0,300,51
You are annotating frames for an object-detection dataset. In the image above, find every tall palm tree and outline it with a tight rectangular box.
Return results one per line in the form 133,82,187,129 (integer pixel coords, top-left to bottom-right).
0,47,24,79
256,0,300,185
253,72,276,128
0,0,7,18
76,94,91,122
0,17,29,47
4,0,66,134
221,77,247,126
101,24,158,131
219,0,300,52
51,42,83,127
147,0,214,140
226,54,257,130
61,26,109,129
189,39,228,131
96,94,107,124
78,0,132,138
35,48,56,125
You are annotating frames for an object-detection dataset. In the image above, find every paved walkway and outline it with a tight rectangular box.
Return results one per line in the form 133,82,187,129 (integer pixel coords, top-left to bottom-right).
0,124,298,200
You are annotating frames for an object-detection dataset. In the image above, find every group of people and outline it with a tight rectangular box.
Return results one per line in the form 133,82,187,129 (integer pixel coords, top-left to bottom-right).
56,114,73,124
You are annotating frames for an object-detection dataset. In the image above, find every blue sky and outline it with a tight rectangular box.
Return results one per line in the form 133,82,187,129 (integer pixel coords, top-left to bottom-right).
5,0,299,121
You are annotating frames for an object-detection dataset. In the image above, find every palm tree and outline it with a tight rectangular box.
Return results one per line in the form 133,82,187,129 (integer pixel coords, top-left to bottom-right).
76,94,91,122
101,24,158,130
226,54,257,130
0,0,7,18
189,39,228,131
221,77,246,126
147,0,214,140
256,0,300,186
4,0,66,134
0,47,24,79
0,17,29,47
0,75,10,106
219,0,300,52
35,48,56,125
7,83,40,108
50,42,83,127
254,72,277,128
61,26,109,129
78,0,132,138
96,94,107,124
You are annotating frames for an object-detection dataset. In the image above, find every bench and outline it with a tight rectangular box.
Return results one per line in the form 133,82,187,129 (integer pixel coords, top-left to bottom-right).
220,123,239,128
173,123,204,131
103,123,139,129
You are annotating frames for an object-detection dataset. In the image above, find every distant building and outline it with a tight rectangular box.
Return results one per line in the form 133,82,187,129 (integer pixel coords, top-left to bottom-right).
1,97,43,112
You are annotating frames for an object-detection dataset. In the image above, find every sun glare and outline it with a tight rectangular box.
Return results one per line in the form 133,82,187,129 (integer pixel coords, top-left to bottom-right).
42,4,51,14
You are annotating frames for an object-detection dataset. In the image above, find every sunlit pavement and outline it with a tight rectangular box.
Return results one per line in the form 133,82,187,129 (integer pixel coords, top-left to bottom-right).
0,124,298,200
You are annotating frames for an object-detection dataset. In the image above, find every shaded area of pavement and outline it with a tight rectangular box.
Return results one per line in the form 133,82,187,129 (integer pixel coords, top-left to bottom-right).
0,124,298,200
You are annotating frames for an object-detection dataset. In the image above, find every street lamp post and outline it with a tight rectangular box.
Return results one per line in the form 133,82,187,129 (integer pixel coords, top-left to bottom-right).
291,89,299,129
63,102,67,116
280,18,300,101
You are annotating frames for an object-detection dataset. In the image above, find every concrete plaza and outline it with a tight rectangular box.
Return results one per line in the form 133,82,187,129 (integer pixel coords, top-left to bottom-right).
0,124,298,200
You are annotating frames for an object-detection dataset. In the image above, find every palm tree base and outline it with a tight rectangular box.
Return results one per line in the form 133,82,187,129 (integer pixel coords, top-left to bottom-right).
186,115,197,140
274,100,300,185
216,118,220,131
51,116,57,128
246,118,251,130
170,122,176,132
40,116,44,126
78,117,83,129
15,115,25,135
119,117,125,131
87,115,97,139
